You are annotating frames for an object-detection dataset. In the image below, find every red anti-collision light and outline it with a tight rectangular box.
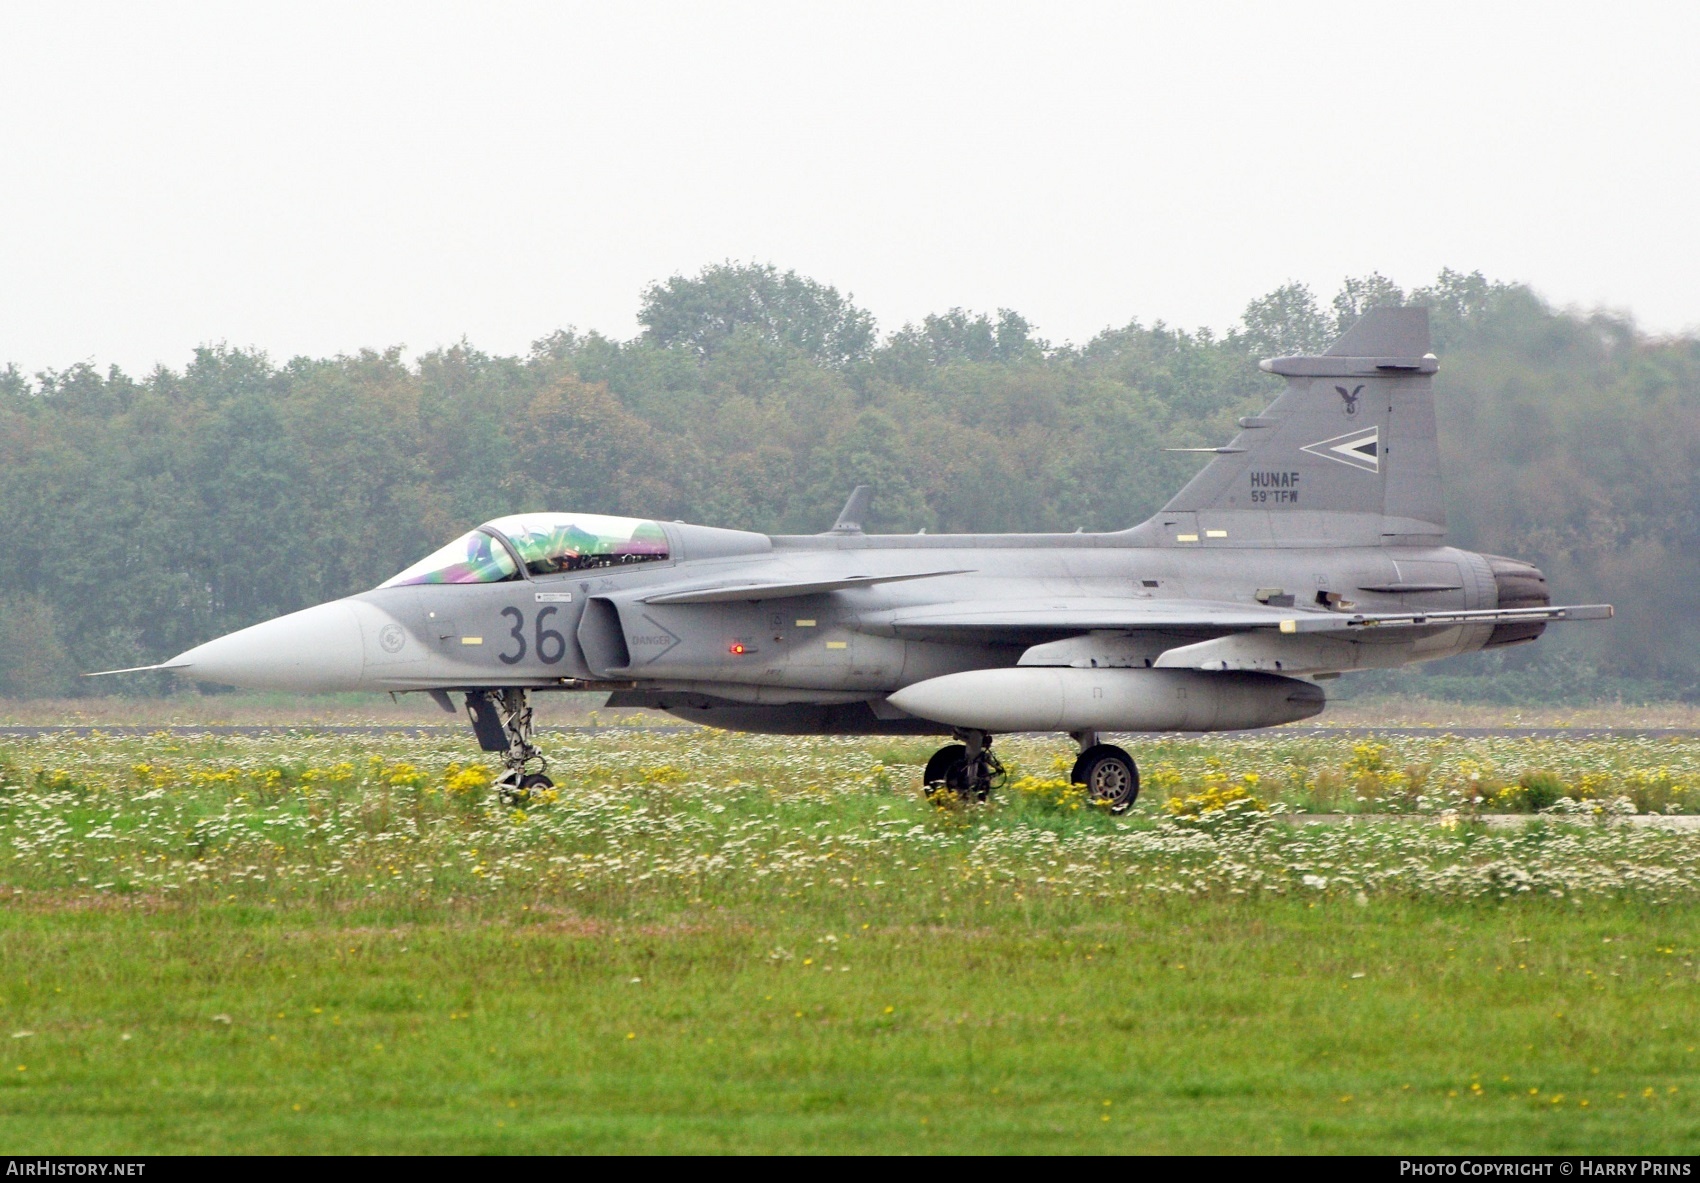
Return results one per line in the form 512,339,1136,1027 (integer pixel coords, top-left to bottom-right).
729,642,746,655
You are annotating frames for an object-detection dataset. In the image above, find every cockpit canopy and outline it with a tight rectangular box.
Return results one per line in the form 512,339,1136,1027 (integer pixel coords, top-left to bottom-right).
379,513,670,588
381,527,518,587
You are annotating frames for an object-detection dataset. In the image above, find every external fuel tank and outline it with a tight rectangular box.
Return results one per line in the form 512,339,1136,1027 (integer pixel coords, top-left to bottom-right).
886,667,1325,733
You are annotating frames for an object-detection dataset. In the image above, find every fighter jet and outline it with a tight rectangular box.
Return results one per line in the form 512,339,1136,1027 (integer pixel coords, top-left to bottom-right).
95,307,1611,806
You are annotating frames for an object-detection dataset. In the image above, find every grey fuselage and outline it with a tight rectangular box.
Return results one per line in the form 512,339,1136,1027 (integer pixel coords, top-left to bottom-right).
316,519,1522,735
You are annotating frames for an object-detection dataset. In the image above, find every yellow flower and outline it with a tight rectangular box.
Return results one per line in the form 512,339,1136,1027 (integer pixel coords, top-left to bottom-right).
1165,783,1266,818
444,765,494,795
384,762,428,789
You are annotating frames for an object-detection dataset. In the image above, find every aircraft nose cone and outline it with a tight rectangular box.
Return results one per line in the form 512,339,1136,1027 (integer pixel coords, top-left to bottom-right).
169,601,366,692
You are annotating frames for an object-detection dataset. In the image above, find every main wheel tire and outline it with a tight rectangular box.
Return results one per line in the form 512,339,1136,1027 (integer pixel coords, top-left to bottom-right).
1073,744,1139,812
943,758,984,802
942,750,1004,803
923,744,967,788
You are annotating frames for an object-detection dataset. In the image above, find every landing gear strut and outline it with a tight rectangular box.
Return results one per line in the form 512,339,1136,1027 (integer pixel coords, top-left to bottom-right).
1069,730,1139,812
918,730,1140,809
466,689,553,805
922,730,1006,802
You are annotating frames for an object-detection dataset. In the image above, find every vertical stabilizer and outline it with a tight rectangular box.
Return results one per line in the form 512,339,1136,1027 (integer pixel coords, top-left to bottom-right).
1158,306,1444,545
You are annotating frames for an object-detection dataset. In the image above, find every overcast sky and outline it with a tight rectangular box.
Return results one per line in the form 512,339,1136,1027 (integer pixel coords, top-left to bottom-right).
2,1,1697,376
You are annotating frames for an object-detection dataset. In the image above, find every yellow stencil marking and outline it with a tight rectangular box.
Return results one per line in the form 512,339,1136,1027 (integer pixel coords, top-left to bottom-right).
1176,534,1199,542
826,641,848,649
796,619,817,627
461,636,484,645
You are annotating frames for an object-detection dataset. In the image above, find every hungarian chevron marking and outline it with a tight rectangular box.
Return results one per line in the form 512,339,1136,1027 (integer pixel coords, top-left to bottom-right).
1301,425,1380,473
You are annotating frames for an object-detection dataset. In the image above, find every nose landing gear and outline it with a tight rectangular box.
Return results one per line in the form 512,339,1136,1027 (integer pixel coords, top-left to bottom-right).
466,688,554,805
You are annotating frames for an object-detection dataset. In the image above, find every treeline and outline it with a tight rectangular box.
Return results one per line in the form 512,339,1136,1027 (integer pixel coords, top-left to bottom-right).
2,264,1696,701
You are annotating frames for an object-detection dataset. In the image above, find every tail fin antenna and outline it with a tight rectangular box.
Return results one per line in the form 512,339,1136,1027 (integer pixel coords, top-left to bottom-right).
825,485,872,535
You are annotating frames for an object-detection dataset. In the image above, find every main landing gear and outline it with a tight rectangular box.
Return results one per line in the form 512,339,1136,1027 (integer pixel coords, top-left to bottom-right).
1069,730,1140,813
922,730,1007,801
467,688,554,805
921,729,1140,812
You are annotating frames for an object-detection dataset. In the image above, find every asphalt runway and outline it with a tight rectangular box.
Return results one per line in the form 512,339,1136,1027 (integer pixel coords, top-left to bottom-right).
1,725,1698,740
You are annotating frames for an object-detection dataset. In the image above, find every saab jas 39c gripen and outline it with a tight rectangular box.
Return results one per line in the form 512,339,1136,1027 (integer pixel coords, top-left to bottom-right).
97,308,1611,806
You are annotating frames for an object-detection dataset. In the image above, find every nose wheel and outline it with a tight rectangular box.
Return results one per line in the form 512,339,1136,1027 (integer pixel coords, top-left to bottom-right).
495,770,554,805
467,688,553,805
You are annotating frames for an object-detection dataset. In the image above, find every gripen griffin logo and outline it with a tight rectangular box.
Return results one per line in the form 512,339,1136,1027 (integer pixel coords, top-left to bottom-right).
1336,384,1364,416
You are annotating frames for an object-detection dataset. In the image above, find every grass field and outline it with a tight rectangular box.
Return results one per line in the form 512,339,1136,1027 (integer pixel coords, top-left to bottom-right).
3,725,1699,1153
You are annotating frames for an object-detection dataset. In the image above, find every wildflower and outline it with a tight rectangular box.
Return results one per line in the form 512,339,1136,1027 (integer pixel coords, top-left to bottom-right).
444,765,493,795
1165,782,1267,826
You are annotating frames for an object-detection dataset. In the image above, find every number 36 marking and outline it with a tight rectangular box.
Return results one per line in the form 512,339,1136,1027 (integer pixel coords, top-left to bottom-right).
498,607,569,666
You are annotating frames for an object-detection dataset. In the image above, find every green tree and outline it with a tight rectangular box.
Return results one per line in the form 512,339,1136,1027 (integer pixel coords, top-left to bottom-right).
637,262,877,367
1235,282,1332,357
798,409,931,534
0,596,72,698
1331,272,1408,332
